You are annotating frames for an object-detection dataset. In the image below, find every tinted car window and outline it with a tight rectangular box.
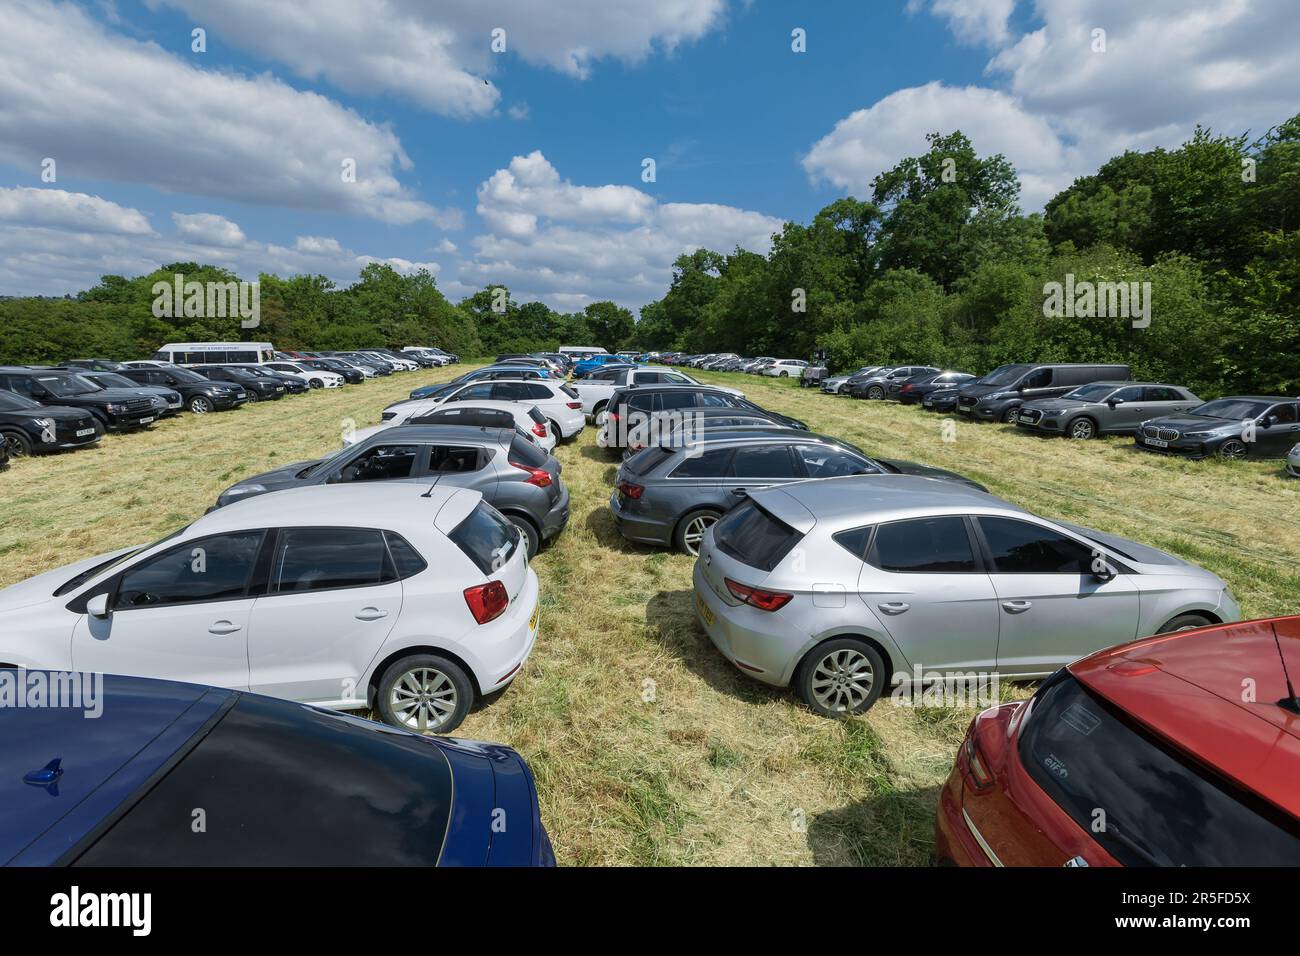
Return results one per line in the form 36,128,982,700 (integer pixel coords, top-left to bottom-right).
340,445,419,481
273,528,387,592
115,531,264,608
385,532,427,579
525,384,552,400
658,391,695,411
870,517,976,572
1269,403,1298,424
449,502,519,574
978,517,1093,573
1192,398,1272,420
728,445,801,478
1109,385,1145,402
1022,368,1053,389
671,447,733,478
70,695,452,866
429,445,482,473
624,446,675,476
453,384,495,401
833,526,872,561
1142,386,1182,402
714,499,803,573
696,392,734,408
1019,674,1300,866
509,433,549,468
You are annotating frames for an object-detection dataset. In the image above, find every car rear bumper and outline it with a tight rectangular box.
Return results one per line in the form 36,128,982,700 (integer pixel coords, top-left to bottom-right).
608,491,673,546
934,766,987,866
473,568,541,692
541,484,571,540
691,562,799,687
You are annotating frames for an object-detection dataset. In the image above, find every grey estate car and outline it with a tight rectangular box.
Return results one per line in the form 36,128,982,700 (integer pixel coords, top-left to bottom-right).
610,429,985,554
216,424,570,556
692,475,1240,717
1014,381,1201,439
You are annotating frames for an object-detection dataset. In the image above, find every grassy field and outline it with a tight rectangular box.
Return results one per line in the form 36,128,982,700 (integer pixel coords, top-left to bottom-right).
3,364,1299,866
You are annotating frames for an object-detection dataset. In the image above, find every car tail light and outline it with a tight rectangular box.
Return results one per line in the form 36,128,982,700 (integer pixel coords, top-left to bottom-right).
617,480,644,499
464,580,509,624
566,401,583,409
531,421,548,437
900,384,913,393
724,577,792,611
962,734,994,791
511,461,553,487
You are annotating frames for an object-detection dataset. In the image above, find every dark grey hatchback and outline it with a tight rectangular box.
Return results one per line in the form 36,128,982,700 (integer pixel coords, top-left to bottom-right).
609,428,985,554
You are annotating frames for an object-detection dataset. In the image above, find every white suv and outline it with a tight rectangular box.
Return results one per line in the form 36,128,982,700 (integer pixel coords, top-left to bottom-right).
389,379,586,440
763,359,809,378
264,361,344,389
0,484,540,733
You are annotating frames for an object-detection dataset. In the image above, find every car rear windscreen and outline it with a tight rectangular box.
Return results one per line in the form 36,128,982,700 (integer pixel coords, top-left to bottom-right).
1019,674,1300,866
713,499,803,572
623,446,675,476
509,433,549,469
68,695,453,865
449,500,520,575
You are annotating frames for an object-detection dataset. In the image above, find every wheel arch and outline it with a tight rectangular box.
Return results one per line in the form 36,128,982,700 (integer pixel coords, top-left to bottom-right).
366,644,482,707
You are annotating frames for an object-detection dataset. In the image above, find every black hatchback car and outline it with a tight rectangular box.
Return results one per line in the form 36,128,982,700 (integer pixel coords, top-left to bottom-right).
120,363,247,413
604,384,807,451
0,389,103,456
0,367,159,430
192,365,285,401
897,371,975,405
1135,396,1300,459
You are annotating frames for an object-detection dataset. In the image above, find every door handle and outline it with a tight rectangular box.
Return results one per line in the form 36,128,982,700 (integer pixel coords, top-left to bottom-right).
356,607,389,621
730,488,747,496
208,620,242,635
1002,600,1033,613
877,602,910,615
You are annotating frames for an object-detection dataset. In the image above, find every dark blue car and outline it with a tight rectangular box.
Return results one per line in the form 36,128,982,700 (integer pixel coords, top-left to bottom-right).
1,672,554,866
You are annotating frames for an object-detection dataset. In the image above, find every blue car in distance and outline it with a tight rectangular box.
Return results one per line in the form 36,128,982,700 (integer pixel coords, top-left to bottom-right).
1,672,554,866
573,354,636,378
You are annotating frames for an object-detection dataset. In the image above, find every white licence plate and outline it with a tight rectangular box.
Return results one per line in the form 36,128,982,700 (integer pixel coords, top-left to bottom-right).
139,416,154,424
1145,438,1168,448
1018,413,1035,423
76,427,96,437
169,401,181,408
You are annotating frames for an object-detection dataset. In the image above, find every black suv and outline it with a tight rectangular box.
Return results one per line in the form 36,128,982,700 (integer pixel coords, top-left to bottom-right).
63,358,132,373
605,384,807,450
120,363,247,413
0,388,104,456
304,358,364,384
0,367,159,430
192,366,285,401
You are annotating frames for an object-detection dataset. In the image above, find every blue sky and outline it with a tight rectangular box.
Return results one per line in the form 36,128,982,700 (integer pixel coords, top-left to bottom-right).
0,0,1295,309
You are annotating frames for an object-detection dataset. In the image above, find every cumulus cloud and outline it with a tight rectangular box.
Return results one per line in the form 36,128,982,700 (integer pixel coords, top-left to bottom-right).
171,212,247,247
149,0,727,115
906,0,1016,45
0,0,456,225
0,186,154,235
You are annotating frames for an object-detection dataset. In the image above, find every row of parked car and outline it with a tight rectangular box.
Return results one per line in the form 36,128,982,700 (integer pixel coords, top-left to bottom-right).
813,361,1300,472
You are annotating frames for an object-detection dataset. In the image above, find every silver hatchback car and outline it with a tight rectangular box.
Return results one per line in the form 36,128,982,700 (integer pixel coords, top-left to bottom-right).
692,475,1240,717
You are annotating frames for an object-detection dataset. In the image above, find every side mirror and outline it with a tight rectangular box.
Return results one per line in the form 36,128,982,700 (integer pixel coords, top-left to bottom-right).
1091,564,1115,583
1108,398,1124,407
1262,415,1277,428
86,593,111,618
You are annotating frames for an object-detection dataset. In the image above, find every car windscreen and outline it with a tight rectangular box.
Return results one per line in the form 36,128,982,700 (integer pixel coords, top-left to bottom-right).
1019,673,1300,866
53,526,189,596
36,375,96,397
162,366,206,383
1192,399,1273,420
0,391,41,410
68,694,453,866
449,501,520,575
978,364,1031,386
87,373,136,388
713,499,803,572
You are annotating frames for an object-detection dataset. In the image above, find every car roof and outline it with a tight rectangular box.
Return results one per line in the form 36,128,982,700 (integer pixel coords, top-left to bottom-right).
673,427,836,446
751,474,1015,531
1213,395,1299,402
1070,616,1300,818
192,482,478,533
365,423,514,444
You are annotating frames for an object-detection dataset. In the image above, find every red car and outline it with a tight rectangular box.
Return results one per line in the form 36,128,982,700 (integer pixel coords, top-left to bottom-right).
936,616,1300,866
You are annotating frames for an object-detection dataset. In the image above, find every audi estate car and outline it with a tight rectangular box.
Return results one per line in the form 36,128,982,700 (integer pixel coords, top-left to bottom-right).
611,430,984,554
0,390,103,456
217,425,569,557
618,406,799,458
1135,395,1300,459
692,475,1238,717
936,616,1300,867
0,483,540,734
1015,382,1201,439
603,384,807,450
0,672,554,866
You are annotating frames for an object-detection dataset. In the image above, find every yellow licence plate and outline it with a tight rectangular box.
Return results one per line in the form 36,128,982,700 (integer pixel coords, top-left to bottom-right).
529,603,540,631
696,590,716,627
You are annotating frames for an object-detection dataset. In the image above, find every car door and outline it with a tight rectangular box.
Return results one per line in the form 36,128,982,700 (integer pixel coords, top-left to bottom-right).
70,531,264,690
723,443,803,499
667,446,736,514
1101,384,1149,430
852,517,1000,673
1260,402,1300,454
975,516,1141,676
246,527,402,703
423,441,496,496
1139,385,1198,421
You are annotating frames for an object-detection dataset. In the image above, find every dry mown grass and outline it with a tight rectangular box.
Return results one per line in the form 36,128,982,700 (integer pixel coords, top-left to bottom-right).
2,364,1298,866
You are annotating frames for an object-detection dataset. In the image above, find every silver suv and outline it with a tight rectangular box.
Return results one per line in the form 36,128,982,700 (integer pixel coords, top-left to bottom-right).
692,475,1239,717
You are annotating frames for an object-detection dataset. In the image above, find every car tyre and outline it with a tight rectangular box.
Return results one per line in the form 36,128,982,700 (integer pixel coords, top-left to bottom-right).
508,514,541,558
1001,405,1021,423
376,653,473,734
245,391,260,403
674,508,721,556
796,638,885,717
1067,417,1097,440
780,370,789,378
547,418,563,441
867,385,885,400
1,429,32,457
1156,613,1213,634
188,395,213,413
308,379,323,389
1217,439,1248,460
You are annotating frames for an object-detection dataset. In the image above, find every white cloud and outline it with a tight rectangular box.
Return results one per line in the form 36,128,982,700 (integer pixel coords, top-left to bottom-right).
907,0,1016,45
460,151,784,309
149,0,727,116
0,188,440,294
802,82,1075,209
0,1,455,225
0,186,154,235
507,102,531,121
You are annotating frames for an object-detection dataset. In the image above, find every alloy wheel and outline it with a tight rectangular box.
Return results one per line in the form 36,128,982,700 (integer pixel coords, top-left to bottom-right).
1069,419,1095,439
682,513,718,555
389,667,459,732
190,397,212,413
810,648,874,712
1219,439,1247,460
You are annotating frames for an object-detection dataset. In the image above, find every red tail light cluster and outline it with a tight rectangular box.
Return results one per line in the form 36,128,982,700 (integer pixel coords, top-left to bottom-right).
511,461,553,487
724,577,792,612
566,401,583,409
531,421,548,437
617,480,644,499
962,734,994,791
900,384,913,393
464,580,509,624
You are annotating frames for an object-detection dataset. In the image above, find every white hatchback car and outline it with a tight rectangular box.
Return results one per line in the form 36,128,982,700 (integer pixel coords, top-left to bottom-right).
0,484,540,733
346,399,557,452
392,379,586,440
264,361,345,389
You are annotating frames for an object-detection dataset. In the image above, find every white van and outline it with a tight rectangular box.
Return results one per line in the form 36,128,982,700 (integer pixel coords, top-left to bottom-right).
153,342,275,366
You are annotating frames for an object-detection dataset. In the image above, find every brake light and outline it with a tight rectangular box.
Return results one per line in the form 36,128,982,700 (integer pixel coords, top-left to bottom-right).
724,577,792,611
566,401,583,409
617,480,644,499
532,421,547,437
962,734,994,791
900,384,913,393
463,580,509,624
511,461,553,487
